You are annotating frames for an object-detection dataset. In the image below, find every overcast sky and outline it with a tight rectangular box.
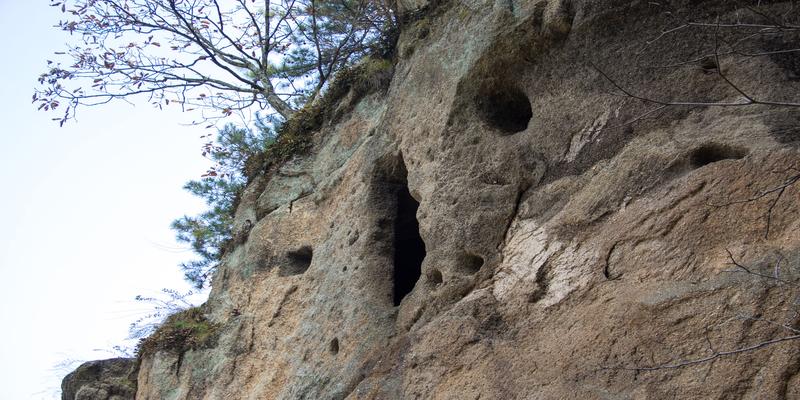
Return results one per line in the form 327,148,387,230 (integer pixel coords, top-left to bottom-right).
0,2,215,398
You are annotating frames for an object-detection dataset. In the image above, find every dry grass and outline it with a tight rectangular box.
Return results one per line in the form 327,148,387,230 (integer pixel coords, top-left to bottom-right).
136,307,220,358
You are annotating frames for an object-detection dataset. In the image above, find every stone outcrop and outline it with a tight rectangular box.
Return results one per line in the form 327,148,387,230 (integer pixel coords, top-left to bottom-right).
74,0,800,398
61,358,136,400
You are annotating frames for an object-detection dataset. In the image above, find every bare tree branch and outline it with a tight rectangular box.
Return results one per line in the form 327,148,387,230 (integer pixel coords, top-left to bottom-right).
36,0,397,125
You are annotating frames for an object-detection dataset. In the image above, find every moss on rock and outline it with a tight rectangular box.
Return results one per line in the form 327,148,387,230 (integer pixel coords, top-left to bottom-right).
136,307,220,358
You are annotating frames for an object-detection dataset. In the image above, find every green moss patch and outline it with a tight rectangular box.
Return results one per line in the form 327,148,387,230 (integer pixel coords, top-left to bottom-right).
136,307,220,358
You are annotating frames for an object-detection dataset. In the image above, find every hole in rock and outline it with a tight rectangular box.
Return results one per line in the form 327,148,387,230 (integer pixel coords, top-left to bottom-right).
329,338,339,355
459,253,484,275
476,84,532,134
392,157,426,306
429,269,443,286
699,57,718,73
689,144,747,168
281,246,313,276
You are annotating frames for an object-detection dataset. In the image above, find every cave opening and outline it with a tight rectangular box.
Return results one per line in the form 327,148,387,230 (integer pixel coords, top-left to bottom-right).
476,84,533,134
281,246,313,276
391,158,426,306
459,252,485,275
689,143,747,168
329,338,340,355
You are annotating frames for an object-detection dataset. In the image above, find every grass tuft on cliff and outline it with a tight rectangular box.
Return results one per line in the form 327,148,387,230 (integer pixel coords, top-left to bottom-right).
136,307,220,357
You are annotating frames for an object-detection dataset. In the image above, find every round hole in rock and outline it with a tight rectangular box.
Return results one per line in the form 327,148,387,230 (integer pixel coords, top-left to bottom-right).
329,338,339,355
428,269,443,286
699,57,718,73
281,246,313,276
689,144,747,168
476,84,532,134
459,253,484,275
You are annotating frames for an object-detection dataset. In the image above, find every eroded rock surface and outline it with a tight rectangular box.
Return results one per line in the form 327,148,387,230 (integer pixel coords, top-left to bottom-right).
129,0,800,398
61,358,136,400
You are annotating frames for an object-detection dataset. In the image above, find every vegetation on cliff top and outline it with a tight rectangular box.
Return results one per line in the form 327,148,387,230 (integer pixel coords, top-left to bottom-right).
136,306,219,357
35,3,401,366
134,57,394,358
36,0,398,125
171,122,274,287
38,0,400,289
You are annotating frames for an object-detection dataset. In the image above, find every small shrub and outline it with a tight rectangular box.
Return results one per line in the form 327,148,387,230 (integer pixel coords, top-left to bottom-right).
173,124,273,288
136,307,220,358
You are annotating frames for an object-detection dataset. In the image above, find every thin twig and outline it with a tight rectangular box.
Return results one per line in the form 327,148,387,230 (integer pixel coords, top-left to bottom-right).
608,334,800,371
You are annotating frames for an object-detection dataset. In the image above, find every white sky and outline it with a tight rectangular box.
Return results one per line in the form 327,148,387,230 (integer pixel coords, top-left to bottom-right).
0,2,217,398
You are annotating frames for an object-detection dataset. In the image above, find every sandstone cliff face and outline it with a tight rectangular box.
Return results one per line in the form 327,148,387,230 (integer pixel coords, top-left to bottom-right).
134,1,800,398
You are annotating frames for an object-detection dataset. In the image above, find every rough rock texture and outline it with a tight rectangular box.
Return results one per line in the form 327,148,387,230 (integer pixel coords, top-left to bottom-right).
132,0,800,398
61,358,137,400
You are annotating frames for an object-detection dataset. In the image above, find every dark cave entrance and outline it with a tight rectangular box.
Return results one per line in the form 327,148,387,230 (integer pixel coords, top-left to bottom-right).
370,153,427,307
689,143,747,168
280,245,313,276
390,157,425,306
476,84,532,135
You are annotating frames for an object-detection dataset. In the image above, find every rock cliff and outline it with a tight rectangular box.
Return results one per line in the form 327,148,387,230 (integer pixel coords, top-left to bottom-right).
66,0,800,398
61,358,137,400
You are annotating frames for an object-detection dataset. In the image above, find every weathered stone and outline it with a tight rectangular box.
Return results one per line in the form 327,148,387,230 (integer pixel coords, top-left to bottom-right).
396,0,429,15
122,1,800,398
61,358,136,400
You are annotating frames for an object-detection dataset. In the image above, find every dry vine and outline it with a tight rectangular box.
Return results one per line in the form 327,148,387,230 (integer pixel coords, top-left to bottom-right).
604,250,800,372
593,0,800,130
598,1,800,374
707,165,800,239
